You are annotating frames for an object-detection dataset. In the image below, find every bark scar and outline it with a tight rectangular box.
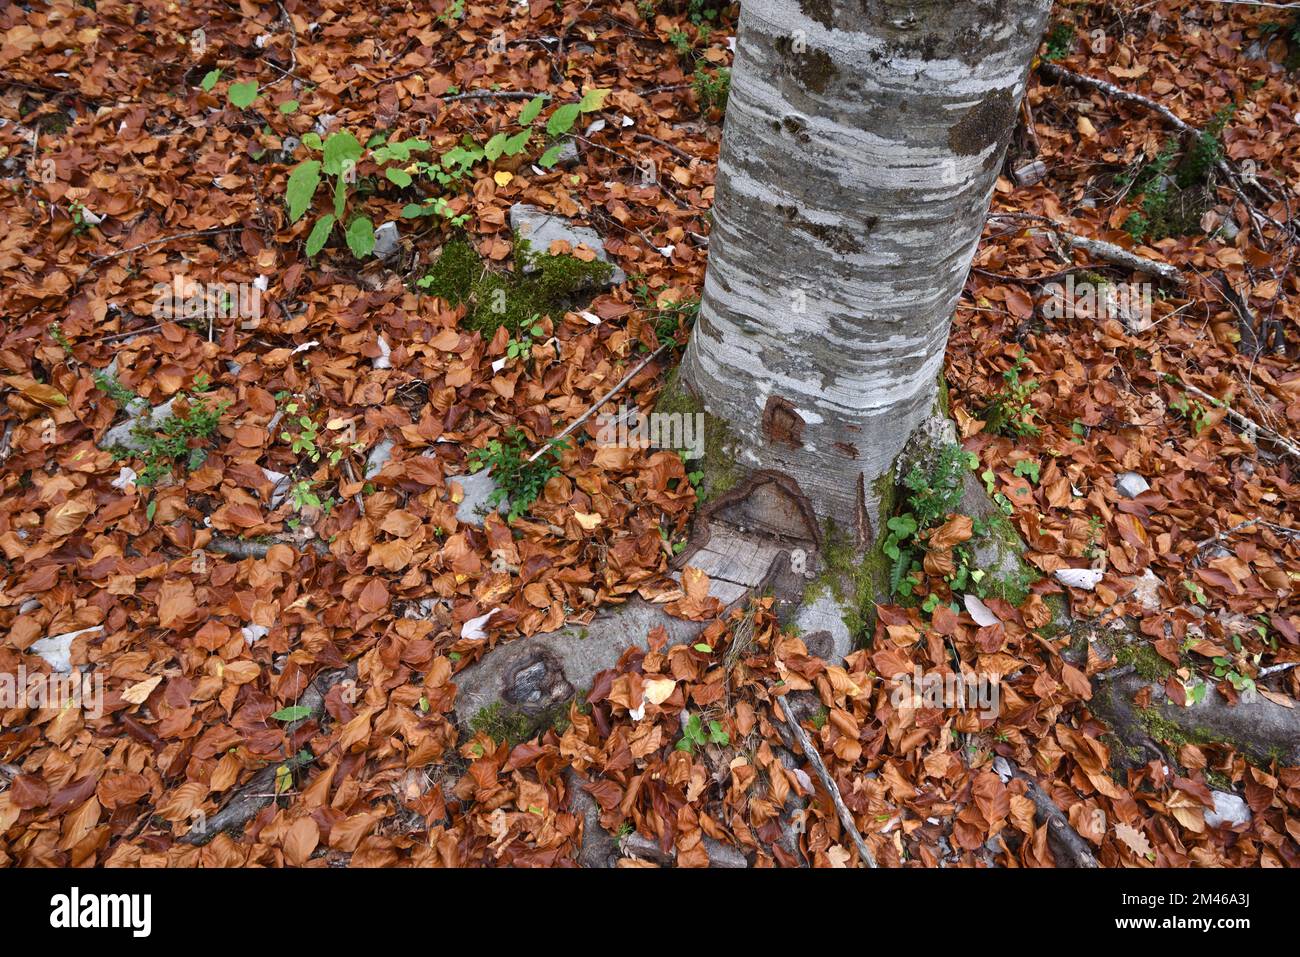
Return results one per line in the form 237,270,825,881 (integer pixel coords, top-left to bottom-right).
763,395,805,448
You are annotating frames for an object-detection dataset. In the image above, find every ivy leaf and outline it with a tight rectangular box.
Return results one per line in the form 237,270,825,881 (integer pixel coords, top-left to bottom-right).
271,705,312,721
484,132,509,162
546,103,581,137
321,130,363,176
200,69,221,92
345,216,376,258
577,88,609,112
285,159,321,223
305,213,334,257
519,94,547,125
538,143,565,168
227,81,259,109
385,167,412,188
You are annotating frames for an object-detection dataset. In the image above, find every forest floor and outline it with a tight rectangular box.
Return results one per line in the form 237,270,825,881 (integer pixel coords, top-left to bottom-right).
0,0,1297,868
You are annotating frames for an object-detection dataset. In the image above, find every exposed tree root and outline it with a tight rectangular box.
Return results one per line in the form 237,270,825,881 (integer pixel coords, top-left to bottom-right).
1002,761,1099,868
180,664,355,845
1091,668,1300,770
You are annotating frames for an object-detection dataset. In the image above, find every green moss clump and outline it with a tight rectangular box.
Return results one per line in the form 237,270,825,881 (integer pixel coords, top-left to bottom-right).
419,238,613,336
469,702,535,747
654,367,739,502
1115,642,1176,682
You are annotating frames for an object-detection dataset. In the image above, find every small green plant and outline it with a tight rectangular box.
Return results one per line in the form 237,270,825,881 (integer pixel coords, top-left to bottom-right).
881,444,978,599
467,427,568,523
687,0,720,24
277,395,363,467
691,66,730,113
1043,21,1075,60
669,29,692,57
506,317,546,362
284,130,432,259
437,0,465,23
1011,458,1040,484
981,352,1040,438
129,375,228,487
1169,393,1211,436
631,278,700,347
675,711,729,752
1182,578,1208,606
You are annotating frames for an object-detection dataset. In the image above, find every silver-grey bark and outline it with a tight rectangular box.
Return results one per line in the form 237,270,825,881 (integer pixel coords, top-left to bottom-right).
682,0,1052,538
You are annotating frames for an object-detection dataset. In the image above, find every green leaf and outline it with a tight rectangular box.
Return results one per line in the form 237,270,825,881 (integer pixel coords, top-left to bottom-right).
271,705,313,722
345,216,376,258
538,143,565,168
484,132,509,162
385,167,413,188
285,160,321,223
519,94,547,125
546,103,581,137
577,88,609,113
503,129,532,156
278,99,300,114
200,69,221,92
305,214,335,257
145,500,157,522
887,513,918,538
333,173,349,219
227,81,259,109
322,130,363,176
401,202,430,218
302,132,323,151
693,643,712,653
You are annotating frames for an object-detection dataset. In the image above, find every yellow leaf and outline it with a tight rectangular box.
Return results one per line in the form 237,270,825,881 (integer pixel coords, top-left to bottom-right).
644,678,676,705
1076,116,1097,139
122,674,162,705
494,170,514,187
573,510,602,530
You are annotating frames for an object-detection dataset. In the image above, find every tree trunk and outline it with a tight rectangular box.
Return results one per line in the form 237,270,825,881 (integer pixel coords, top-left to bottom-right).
681,0,1052,538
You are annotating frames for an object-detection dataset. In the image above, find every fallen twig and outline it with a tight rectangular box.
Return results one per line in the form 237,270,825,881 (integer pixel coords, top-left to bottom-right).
772,693,878,868
525,342,670,463
1039,62,1294,240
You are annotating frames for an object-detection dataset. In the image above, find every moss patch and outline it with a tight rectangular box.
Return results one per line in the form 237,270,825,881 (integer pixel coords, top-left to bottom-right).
972,514,1038,605
420,238,613,336
655,367,739,502
1115,641,1176,682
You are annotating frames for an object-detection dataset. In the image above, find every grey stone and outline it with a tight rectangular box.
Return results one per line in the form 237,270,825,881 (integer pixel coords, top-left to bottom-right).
100,396,177,453
1204,791,1251,828
1013,159,1046,186
364,437,396,479
373,221,400,260
452,469,503,525
508,203,626,286
1115,471,1150,499
554,138,580,168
